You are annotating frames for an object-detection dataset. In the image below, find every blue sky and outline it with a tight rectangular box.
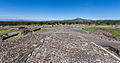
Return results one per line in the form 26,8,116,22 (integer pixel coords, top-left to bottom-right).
0,0,120,20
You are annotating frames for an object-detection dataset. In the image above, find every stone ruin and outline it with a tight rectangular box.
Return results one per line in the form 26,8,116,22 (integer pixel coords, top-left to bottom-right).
18,27,32,35
0,27,42,41
0,36,3,42
1,32,19,40
32,28,41,32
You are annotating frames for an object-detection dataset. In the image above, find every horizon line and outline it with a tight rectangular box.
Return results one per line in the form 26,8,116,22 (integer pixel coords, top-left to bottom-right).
0,17,120,21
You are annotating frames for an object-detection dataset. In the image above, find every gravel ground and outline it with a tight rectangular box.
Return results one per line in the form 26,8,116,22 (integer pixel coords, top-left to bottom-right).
26,29,120,63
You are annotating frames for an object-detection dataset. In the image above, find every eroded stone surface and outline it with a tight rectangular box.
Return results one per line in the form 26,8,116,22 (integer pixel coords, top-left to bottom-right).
26,30,120,63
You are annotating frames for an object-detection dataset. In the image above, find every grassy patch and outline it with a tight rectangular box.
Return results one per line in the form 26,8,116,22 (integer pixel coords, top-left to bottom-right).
82,27,103,31
106,28,120,39
0,30,13,35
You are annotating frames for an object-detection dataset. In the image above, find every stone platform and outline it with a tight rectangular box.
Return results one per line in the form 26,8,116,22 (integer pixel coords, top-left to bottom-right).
26,30,120,63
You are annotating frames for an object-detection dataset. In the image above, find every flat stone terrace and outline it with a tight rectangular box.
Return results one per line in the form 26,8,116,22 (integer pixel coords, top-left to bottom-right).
26,30,120,63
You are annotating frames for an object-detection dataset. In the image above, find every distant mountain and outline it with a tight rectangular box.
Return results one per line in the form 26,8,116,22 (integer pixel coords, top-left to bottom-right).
70,18,120,22
57,18,92,22
73,18,91,22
